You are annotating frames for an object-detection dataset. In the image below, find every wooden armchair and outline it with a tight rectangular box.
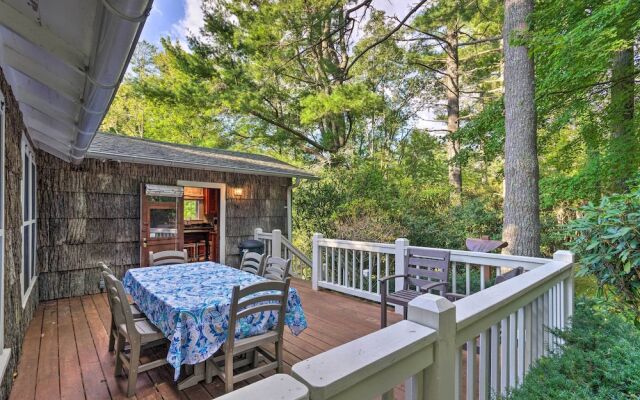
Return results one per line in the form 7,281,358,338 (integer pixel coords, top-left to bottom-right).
239,251,265,276
205,279,291,393
495,266,524,284
262,256,291,281
149,250,188,266
379,248,452,328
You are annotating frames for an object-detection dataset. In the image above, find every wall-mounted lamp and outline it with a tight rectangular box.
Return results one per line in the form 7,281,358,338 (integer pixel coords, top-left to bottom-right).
233,187,244,197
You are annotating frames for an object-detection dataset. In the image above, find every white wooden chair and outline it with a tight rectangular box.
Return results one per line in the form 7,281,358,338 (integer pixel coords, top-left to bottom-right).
205,278,291,393
99,262,144,352
149,250,188,266
103,273,169,397
239,251,265,276
262,256,292,281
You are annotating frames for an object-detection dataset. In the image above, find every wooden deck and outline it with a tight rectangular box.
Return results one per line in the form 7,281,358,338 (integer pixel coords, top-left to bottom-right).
8,279,402,400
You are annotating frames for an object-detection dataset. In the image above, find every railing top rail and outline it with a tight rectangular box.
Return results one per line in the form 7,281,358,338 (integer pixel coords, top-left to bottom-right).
316,238,396,253
454,258,573,344
292,320,436,399
407,245,551,270
282,236,312,267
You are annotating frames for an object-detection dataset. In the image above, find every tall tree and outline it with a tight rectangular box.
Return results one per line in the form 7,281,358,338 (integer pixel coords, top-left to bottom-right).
404,0,502,199
502,0,540,256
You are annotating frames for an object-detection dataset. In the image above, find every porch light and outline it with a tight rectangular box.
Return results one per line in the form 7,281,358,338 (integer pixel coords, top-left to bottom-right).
233,187,244,197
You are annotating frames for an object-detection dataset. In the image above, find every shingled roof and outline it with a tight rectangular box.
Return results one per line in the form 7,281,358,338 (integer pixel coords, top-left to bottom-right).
87,133,316,179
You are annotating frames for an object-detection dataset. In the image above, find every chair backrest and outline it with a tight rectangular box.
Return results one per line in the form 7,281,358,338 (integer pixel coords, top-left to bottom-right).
495,267,524,284
226,278,291,351
262,256,291,281
102,272,138,339
405,248,451,291
149,250,188,266
98,261,115,276
239,251,265,276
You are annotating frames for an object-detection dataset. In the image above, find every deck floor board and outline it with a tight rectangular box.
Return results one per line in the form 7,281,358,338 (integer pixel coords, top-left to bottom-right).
9,279,403,399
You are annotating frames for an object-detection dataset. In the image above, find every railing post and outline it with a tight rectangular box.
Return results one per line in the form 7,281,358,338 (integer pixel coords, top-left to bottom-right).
254,227,262,240
272,229,282,258
312,233,323,291
394,238,409,314
407,294,456,400
554,250,575,324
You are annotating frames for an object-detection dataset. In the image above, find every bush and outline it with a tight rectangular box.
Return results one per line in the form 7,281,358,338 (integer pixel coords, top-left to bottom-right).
566,179,640,324
504,299,640,400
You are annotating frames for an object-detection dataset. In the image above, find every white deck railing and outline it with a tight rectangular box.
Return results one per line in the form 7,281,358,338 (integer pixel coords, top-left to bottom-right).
311,234,552,303
228,234,574,400
254,228,312,278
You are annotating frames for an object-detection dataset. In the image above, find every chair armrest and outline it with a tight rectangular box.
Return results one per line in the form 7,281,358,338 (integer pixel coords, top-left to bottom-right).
378,274,406,283
419,281,448,292
445,292,466,301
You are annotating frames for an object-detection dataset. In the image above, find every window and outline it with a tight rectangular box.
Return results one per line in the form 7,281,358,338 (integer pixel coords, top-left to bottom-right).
184,199,204,221
21,133,36,307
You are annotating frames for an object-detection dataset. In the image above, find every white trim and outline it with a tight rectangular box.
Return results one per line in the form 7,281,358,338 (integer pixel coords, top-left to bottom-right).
0,348,10,382
177,180,226,264
20,133,37,308
0,92,5,348
286,185,292,240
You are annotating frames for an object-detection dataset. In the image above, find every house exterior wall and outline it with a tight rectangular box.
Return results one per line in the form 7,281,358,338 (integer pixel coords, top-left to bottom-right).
0,67,39,399
37,153,290,301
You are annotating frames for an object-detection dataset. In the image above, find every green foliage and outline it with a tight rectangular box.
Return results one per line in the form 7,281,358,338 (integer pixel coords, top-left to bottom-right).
505,299,640,399
567,178,640,324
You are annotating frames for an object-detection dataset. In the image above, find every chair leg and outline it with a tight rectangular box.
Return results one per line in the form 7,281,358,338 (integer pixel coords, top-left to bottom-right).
380,287,388,329
108,319,116,352
403,305,408,320
224,350,234,393
275,341,284,373
114,333,125,376
252,349,260,369
127,342,140,398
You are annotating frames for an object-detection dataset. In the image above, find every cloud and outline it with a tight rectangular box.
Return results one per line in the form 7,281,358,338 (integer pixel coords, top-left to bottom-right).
171,0,205,48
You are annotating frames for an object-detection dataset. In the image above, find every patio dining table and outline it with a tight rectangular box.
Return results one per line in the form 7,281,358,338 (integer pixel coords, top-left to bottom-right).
122,261,308,388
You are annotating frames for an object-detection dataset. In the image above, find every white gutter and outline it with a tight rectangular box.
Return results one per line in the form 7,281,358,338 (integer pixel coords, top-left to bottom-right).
70,0,154,163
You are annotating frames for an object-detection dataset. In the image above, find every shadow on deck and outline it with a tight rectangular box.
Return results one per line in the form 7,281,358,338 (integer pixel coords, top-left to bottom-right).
8,279,402,400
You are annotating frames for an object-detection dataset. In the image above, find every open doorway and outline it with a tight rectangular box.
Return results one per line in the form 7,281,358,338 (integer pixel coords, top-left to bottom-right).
139,182,225,267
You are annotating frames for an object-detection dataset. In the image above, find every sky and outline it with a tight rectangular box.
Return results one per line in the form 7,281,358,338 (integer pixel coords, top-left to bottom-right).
141,0,417,47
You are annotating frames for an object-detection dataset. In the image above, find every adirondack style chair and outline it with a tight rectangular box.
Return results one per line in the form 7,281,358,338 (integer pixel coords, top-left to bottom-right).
239,251,265,276
262,256,292,281
205,278,291,393
379,248,453,328
495,266,525,284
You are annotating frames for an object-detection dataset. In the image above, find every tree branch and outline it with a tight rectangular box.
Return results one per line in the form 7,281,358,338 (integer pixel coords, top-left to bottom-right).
249,110,329,152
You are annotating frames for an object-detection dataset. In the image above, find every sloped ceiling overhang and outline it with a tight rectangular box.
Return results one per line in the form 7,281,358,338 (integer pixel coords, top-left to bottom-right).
0,0,152,162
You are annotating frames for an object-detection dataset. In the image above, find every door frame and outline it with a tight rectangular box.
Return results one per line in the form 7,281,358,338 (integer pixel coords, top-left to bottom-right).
177,180,226,264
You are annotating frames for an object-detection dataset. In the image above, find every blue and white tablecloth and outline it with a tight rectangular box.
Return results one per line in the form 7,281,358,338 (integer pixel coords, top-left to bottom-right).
122,262,307,379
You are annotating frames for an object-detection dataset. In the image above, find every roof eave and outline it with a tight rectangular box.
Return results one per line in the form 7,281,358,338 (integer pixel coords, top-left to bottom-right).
85,150,318,180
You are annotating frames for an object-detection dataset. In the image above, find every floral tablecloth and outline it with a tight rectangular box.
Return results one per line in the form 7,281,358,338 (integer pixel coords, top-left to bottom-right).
122,262,307,379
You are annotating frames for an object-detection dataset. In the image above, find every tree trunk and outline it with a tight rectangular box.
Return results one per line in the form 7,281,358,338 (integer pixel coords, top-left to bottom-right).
444,26,463,202
608,44,635,190
501,0,540,256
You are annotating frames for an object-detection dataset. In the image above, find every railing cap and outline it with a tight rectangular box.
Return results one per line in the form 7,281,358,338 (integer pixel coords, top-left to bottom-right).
215,374,309,400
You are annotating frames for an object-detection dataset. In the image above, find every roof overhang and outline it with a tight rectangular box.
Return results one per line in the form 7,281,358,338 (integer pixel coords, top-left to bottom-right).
86,149,319,180
0,0,152,163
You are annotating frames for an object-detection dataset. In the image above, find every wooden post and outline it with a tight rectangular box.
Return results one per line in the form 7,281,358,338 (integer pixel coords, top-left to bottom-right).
254,227,262,240
554,250,575,325
407,294,456,400
394,238,409,314
312,233,323,291
272,229,282,258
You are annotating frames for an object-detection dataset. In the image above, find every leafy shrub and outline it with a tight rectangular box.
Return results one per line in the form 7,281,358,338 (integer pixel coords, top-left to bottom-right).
567,179,640,324
505,299,640,400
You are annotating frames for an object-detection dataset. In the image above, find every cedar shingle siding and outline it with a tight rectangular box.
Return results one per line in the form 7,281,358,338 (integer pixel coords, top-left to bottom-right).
37,152,291,301
0,67,39,399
